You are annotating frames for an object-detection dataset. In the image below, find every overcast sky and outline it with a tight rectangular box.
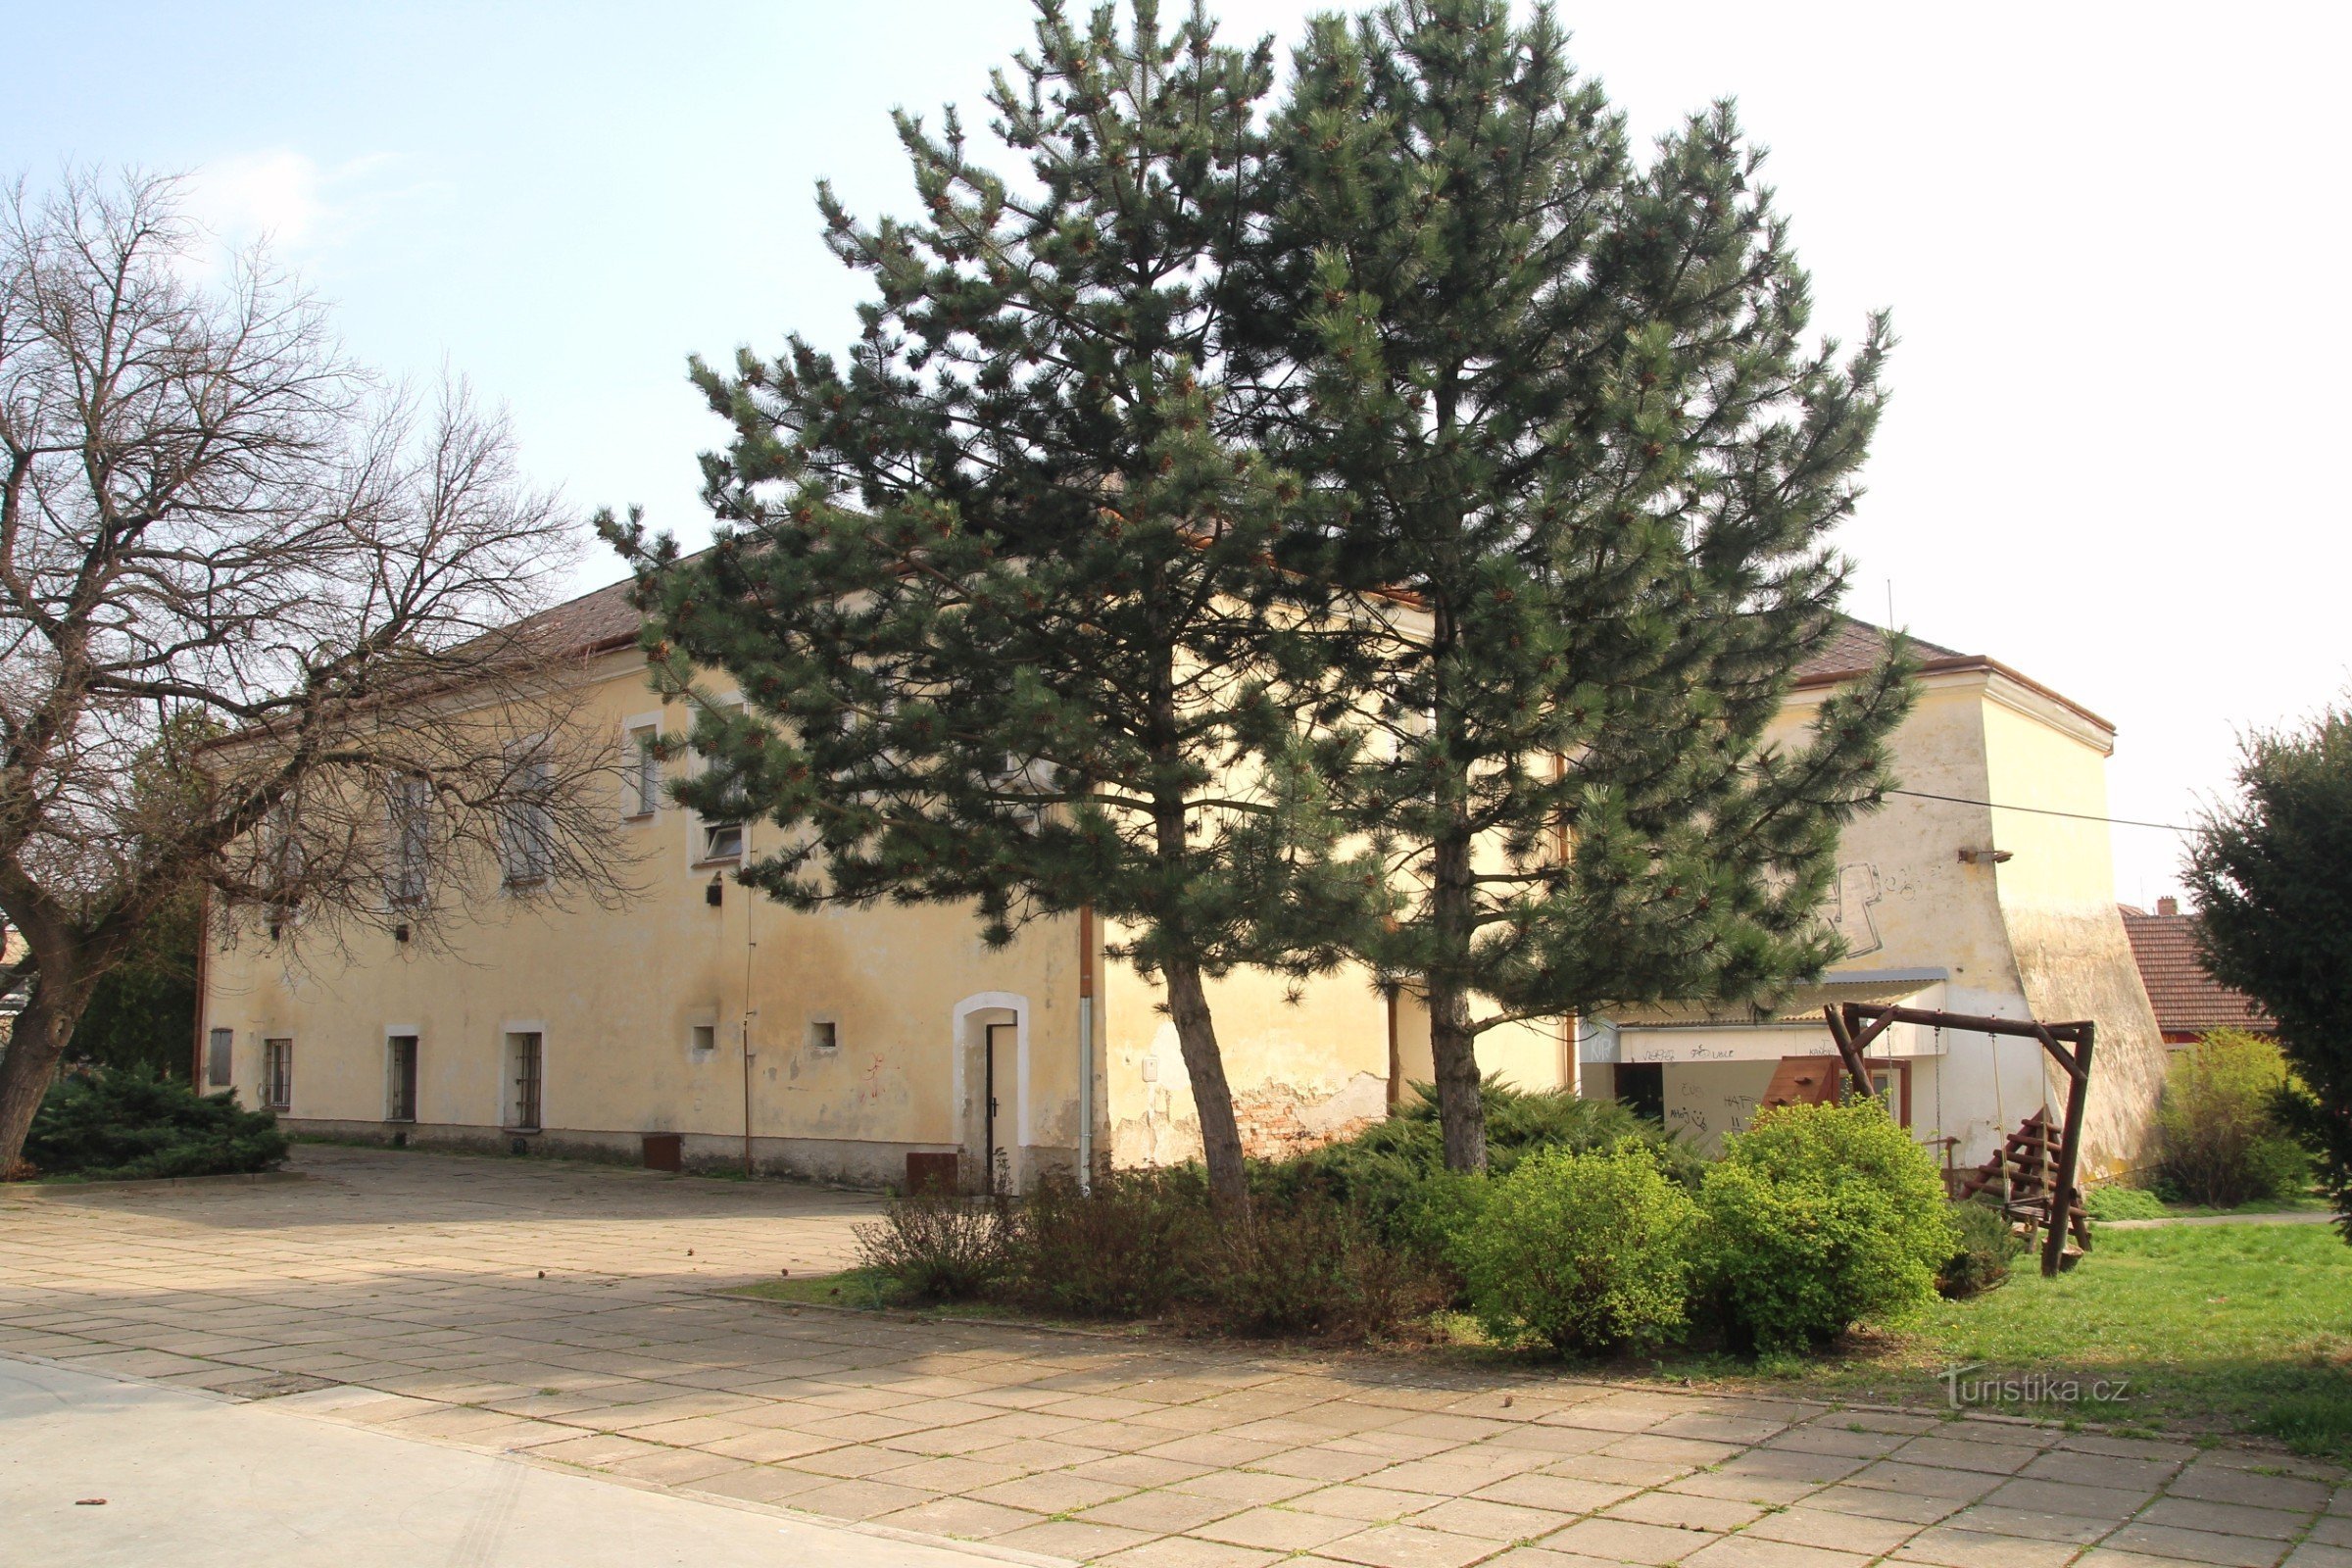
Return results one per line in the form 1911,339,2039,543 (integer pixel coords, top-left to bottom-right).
12,2,2345,906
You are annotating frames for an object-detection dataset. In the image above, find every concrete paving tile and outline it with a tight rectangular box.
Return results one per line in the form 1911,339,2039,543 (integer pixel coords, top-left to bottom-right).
687,1463,835,1505
1198,1505,1372,1550
2284,1545,2352,1568
1289,1485,1446,1523
1542,1516,1718,1564
1472,1473,1641,1515
1796,1482,1960,1525
1097,1535,1287,1568
1679,1536,1871,1568
2101,1523,2291,1568
1144,1434,1295,1467
1659,1471,1816,1508
2138,1497,2310,1542
1370,1458,1547,1497
1406,1496,1579,1542
1740,1504,1919,1555
1481,1549,1639,1568
1886,1435,2046,1475
867,1453,1035,1493
869,1494,1048,1540
2167,1466,2335,1515
1546,1454,1702,1489
1487,1426,1619,1458
1764,1427,1910,1460
1842,1460,2008,1502
695,1425,851,1463
1075,1454,1218,1490
784,1442,931,1479
1604,1492,1768,1533
1892,1524,2083,1568
971,1470,1139,1515
1320,1522,1501,1568
605,1447,758,1487
1256,1451,1424,1486
1940,1501,2112,1544
1077,1490,1252,1534
2022,1448,2184,1491
1650,1413,1793,1446
1170,1469,1323,1506
1984,1475,2157,1520
2313,1518,2352,1548
992,1519,1165,1560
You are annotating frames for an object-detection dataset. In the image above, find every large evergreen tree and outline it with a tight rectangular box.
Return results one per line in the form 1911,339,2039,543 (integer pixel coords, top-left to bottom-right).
2186,702,2352,1240
1243,0,1913,1169
608,0,1369,1207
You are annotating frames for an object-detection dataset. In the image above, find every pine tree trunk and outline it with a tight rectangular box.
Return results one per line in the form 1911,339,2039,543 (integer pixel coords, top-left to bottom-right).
1163,957,1251,1214
0,982,76,1175
1427,825,1488,1172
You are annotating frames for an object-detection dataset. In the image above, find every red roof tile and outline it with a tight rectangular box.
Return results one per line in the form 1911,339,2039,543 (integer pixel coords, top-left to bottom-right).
2119,906,2275,1037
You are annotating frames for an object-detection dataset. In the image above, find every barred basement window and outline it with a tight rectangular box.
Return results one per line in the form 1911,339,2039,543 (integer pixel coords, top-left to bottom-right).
263,1038,293,1111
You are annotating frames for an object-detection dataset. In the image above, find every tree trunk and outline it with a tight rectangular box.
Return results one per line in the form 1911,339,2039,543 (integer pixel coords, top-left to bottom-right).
1163,957,1251,1215
1427,825,1488,1172
0,981,77,1174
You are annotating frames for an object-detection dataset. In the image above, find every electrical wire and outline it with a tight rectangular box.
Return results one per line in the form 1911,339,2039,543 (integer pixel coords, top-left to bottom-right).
1879,787,2191,832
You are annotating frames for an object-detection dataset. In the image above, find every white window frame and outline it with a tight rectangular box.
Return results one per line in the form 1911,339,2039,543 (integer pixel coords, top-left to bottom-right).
499,745,556,889
385,773,432,907
688,693,747,868
621,711,662,819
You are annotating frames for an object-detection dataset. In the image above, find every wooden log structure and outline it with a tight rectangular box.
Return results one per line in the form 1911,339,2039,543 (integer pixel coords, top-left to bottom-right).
1825,1002,2097,1278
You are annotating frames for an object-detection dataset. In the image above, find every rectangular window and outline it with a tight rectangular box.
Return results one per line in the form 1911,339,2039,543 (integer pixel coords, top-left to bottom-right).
627,725,661,817
808,1019,839,1054
262,1038,293,1111
700,820,745,862
386,1035,418,1122
689,1023,717,1059
1866,1061,1913,1127
499,755,556,887
386,774,431,906
206,1028,233,1088
507,1031,543,1131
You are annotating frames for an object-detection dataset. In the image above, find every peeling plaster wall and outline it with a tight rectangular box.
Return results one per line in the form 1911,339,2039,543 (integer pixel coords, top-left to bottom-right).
1100,931,1392,1167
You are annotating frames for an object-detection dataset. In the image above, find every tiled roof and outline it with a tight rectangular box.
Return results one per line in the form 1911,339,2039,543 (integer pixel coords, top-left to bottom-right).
1794,617,1960,682
518,573,643,655
2119,906,2275,1036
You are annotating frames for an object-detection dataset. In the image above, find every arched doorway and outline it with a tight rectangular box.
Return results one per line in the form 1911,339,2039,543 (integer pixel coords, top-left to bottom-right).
951,993,1028,1193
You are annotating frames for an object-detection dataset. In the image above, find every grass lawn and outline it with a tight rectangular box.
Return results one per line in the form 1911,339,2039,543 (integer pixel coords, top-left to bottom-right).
1674,1220,2352,1455
731,1221,2352,1458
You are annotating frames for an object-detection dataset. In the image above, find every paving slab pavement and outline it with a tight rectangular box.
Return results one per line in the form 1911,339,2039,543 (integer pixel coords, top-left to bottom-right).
1,1352,1054,1568
3,1144,2343,1567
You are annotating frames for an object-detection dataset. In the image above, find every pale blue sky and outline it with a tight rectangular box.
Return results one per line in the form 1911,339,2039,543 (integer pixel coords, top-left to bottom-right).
12,1,2348,902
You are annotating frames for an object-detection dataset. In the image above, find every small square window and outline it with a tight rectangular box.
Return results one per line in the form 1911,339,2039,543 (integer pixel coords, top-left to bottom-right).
808,1019,838,1054
701,821,745,861
690,1024,717,1058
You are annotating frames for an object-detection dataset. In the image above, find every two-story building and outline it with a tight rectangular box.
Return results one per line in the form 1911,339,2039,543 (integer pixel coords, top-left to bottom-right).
197,584,2166,1186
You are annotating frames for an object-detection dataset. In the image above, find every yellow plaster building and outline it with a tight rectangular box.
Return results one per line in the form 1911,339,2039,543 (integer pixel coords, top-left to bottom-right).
198,587,2165,1186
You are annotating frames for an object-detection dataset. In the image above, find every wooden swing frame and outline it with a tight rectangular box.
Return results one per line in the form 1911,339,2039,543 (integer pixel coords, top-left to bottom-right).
1824,1002,2095,1279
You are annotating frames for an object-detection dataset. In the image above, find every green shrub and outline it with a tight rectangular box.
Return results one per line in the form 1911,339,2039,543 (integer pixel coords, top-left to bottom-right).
1936,1197,2025,1298
1007,1169,1209,1318
1454,1143,1698,1355
1697,1099,1958,1351
1283,1077,1702,1250
1201,1183,1444,1341
853,1186,1011,1301
2160,1030,2309,1207
2084,1184,2169,1221
22,1067,287,1181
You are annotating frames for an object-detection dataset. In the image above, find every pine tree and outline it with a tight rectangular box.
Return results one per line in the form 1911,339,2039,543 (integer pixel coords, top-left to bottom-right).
2186,703,2352,1240
607,0,1369,1208
1244,0,1914,1170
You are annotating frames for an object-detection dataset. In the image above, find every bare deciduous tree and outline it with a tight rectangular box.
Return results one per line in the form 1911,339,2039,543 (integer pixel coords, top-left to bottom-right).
0,171,626,1170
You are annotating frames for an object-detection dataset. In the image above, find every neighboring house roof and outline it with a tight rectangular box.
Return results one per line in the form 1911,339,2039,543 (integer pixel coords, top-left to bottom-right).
2119,904,2275,1037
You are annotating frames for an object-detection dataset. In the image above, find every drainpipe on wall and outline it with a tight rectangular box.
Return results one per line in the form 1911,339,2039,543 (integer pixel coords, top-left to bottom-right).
189,887,212,1083
1077,905,1095,1194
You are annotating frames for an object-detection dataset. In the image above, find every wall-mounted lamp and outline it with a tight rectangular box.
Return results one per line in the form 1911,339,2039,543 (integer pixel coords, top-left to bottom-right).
706,873,724,907
1956,848,2014,865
